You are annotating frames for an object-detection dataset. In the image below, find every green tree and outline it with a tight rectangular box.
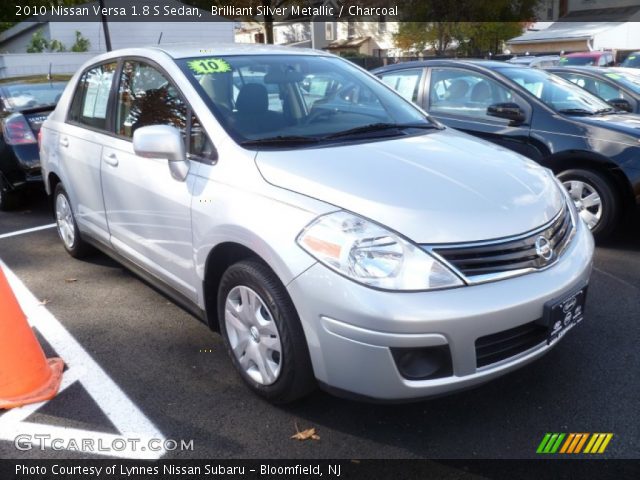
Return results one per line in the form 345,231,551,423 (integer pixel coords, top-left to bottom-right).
26,30,49,53
70,30,90,52
456,22,530,56
394,0,541,56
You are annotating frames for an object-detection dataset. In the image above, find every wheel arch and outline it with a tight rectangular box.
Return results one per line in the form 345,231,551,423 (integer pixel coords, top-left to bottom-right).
203,242,272,332
545,150,634,209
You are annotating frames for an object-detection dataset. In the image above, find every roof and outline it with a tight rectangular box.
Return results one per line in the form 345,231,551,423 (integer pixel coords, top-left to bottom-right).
372,59,521,74
326,37,371,49
507,22,623,45
153,43,329,58
564,51,607,58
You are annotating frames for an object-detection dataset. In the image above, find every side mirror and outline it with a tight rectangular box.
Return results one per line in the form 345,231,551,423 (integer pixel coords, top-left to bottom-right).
608,98,632,112
487,102,526,124
132,125,189,182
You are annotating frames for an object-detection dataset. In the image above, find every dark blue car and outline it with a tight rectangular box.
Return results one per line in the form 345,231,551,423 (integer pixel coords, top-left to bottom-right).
373,60,640,239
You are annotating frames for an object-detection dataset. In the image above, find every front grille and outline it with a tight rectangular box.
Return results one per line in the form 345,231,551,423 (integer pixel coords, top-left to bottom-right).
475,320,548,368
432,207,573,282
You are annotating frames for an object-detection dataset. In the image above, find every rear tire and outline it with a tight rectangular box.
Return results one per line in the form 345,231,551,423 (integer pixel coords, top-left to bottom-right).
557,169,618,240
0,180,19,211
217,259,315,403
54,183,92,258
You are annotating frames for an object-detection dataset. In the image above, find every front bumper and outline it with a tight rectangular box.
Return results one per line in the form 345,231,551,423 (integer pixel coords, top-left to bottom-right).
287,218,594,401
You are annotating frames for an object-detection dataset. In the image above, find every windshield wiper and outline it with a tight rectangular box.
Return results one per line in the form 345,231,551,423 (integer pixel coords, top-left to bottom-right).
322,122,439,140
557,108,595,116
240,135,321,147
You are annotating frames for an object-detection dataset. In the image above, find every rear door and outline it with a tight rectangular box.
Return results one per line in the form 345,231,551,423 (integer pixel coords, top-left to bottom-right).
101,59,212,301
424,66,536,159
60,61,118,243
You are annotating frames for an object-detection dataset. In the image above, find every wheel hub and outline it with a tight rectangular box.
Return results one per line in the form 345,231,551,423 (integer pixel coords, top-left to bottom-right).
250,326,260,343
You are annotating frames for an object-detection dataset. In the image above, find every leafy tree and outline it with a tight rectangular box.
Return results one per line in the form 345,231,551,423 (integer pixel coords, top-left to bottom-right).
70,30,90,52
394,0,541,56
26,29,49,53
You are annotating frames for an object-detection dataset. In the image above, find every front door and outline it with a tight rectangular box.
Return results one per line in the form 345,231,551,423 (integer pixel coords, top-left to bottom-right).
426,67,537,160
101,60,199,300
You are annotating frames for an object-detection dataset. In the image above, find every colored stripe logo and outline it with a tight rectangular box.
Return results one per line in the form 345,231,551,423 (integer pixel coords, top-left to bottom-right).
537,433,613,454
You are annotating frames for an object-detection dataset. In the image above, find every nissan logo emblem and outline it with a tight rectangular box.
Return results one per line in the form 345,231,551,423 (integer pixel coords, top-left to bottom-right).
535,236,553,261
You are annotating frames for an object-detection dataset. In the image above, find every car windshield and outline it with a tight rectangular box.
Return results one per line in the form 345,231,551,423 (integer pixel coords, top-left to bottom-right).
0,81,67,110
560,56,598,66
604,71,640,94
621,54,640,68
497,67,612,114
178,54,435,145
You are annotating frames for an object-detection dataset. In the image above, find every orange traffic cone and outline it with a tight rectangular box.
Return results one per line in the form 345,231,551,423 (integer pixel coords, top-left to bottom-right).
0,267,63,409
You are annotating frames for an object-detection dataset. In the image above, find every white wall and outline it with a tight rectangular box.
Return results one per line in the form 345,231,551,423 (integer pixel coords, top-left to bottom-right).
49,21,234,52
593,22,640,50
0,52,97,78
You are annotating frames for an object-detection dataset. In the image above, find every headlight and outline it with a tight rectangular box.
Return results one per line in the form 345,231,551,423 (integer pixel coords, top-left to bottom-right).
296,211,463,291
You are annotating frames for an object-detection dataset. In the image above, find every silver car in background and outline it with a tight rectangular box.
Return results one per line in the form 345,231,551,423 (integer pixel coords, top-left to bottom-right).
39,45,594,403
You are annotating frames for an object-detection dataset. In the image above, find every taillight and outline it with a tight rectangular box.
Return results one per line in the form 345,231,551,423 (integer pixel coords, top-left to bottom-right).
2,113,36,145
38,129,42,147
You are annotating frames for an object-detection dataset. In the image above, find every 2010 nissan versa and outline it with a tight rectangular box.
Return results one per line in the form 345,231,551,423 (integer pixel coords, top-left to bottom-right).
39,46,594,403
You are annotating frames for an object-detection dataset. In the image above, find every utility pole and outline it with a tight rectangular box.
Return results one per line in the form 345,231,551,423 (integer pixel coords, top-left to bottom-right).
98,0,112,51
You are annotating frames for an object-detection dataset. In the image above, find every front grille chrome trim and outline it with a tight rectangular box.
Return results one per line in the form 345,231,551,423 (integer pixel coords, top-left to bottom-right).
424,205,576,285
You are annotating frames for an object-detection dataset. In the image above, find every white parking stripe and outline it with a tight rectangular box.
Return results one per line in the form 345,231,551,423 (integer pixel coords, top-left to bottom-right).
0,224,56,240
0,260,167,459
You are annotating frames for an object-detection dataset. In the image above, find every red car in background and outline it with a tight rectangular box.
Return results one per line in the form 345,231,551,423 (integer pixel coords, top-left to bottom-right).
559,51,616,67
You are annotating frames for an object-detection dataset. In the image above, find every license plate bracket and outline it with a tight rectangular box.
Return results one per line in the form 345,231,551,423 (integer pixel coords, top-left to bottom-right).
543,285,587,344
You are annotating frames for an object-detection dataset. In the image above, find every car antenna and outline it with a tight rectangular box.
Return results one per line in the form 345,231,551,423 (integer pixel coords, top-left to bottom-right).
157,32,163,45
48,62,52,82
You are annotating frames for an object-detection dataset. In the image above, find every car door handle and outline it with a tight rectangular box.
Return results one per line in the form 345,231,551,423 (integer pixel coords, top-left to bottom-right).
59,137,69,148
103,153,119,167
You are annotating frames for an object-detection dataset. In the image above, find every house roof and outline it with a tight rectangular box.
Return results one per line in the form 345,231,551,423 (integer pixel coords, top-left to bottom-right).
507,22,623,45
326,36,371,49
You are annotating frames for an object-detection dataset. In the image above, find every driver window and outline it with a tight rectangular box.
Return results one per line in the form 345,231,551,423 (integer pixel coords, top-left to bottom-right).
116,61,187,138
429,68,514,121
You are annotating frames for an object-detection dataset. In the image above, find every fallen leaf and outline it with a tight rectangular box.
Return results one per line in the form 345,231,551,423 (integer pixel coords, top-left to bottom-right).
39,299,50,306
64,278,77,283
291,422,320,441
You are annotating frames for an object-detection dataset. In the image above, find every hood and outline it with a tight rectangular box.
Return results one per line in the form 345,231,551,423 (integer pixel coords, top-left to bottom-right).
255,129,564,244
573,113,640,138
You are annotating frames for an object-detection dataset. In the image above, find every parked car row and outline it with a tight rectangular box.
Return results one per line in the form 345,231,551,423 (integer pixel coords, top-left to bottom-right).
374,59,640,239
38,45,595,403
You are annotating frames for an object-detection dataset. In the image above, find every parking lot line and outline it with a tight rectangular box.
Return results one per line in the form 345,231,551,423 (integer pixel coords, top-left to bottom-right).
0,260,167,459
0,224,56,240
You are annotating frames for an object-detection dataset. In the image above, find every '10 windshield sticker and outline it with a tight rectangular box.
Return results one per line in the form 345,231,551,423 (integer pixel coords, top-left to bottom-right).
187,58,231,74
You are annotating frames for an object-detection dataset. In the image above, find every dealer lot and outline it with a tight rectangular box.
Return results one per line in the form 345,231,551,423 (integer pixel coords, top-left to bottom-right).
0,192,638,460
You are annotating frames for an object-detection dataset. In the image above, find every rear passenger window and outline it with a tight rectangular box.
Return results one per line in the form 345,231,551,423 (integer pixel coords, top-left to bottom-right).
68,62,117,130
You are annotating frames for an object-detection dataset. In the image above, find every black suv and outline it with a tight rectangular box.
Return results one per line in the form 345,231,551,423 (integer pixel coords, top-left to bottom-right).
373,60,640,239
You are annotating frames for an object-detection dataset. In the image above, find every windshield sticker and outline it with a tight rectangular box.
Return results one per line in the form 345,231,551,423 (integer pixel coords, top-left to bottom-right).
187,58,231,75
605,73,622,80
629,56,636,60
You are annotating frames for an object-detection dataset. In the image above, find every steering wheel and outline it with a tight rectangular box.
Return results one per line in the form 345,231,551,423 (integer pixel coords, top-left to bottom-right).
303,108,338,125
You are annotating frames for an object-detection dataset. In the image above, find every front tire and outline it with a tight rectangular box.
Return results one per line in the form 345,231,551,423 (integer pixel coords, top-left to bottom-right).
54,183,92,258
217,259,315,403
557,169,618,240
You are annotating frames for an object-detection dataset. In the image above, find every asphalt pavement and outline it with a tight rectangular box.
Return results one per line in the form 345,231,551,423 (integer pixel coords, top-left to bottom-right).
0,191,638,462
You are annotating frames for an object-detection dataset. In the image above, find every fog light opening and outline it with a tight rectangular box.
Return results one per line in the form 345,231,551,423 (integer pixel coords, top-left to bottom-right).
391,345,453,380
